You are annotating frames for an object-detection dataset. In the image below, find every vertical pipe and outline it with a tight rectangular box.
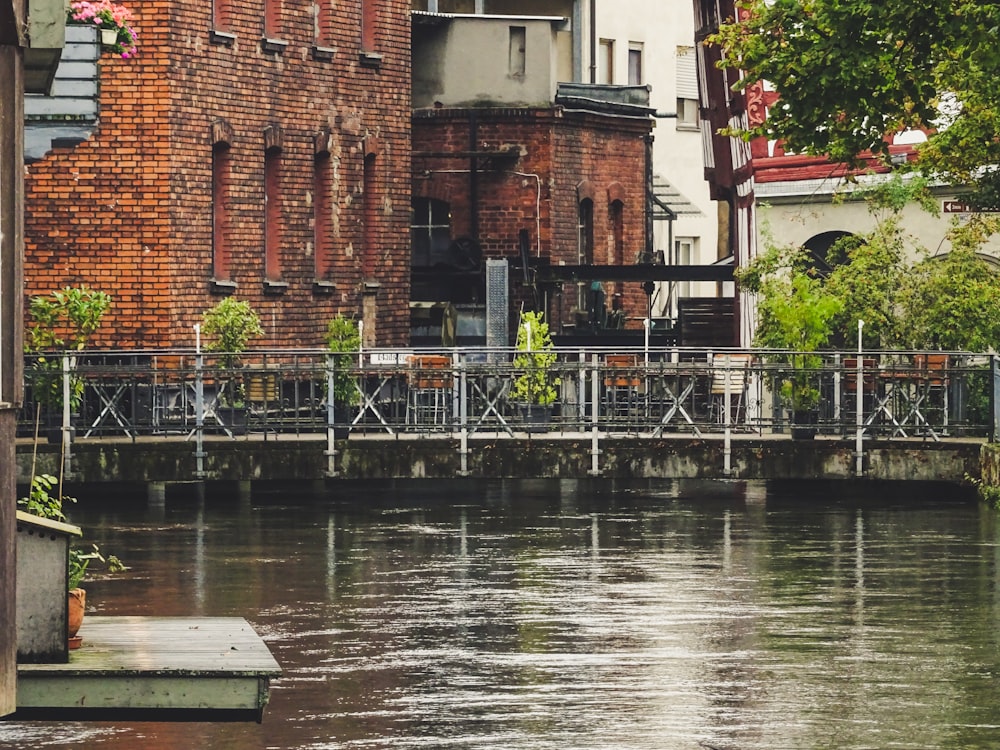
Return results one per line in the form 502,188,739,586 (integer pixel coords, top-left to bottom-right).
856,321,865,477
469,112,479,244
589,0,597,84
326,353,337,477
723,354,732,476
459,356,468,476
195,353,205,478
589,353,600,476
61,354,72,479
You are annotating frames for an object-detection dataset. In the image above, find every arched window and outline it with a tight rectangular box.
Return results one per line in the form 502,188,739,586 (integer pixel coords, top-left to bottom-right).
264,144,283,282
211,122,233,284
314,148,333,281
410,198,452,268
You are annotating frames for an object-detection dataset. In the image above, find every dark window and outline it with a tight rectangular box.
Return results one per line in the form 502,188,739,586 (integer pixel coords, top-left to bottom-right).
212,142,231,281
410,198,452,268
265,146,283,281
314,150,333,280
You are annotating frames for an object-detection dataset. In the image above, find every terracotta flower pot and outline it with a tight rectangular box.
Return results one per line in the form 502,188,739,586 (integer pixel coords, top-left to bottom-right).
68,588,86,648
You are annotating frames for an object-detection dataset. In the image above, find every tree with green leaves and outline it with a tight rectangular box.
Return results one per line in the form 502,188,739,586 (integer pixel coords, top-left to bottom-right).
711,1,1000,206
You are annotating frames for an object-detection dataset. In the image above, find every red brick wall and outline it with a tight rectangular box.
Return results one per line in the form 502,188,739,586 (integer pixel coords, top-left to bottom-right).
413,107,651,331
25,0,412,348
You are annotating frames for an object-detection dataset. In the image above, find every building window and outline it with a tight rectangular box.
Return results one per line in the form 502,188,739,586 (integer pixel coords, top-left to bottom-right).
411,198,452,268
362,153,377,277
508,26,526,78
212,141,232,282
610,199,625,299
265,145,283,282
628,42,643,85
675,237,695,300
314,150,333,281
598,38,614,84
676,46,699,129
212,0,232,34
264,0,281,39
361,0,377,54
314,0,334,52
577,198,594,309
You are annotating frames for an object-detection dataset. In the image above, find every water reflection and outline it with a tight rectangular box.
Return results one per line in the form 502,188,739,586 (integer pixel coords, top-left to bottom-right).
1,478,995,750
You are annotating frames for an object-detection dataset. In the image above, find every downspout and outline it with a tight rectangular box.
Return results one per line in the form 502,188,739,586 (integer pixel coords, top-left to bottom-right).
589,0,596,84
469,111,479,244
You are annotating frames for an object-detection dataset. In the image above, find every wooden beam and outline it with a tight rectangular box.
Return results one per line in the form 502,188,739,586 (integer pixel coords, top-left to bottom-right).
534,264,734,283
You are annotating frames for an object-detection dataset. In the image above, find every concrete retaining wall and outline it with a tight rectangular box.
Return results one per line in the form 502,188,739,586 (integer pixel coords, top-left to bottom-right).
15,437,983,487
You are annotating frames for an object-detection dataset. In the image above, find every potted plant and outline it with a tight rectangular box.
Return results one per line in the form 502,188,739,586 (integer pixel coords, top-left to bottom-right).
25,285,112,444
510,310,560,428
201,297,265,430
67,0,139,59
737,243,842,439
325,315,361,436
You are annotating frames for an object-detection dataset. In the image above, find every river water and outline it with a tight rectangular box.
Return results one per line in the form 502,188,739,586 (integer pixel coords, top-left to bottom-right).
2,478,998,749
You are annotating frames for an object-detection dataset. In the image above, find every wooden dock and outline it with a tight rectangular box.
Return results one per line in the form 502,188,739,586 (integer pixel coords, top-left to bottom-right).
13,616,281,722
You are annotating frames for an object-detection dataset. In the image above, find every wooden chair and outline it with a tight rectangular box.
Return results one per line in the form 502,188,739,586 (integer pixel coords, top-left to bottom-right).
709,354,750,426
406,355,452,426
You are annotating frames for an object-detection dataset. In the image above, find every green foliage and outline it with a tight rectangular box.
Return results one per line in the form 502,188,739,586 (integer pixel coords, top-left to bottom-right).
17,474,74,522
711,1,1000,199
26,286,112,352
202,297,265,359
68,544,127,590
26,286,112,410
326,316,361,406
737,240,842,411
510,311,560,406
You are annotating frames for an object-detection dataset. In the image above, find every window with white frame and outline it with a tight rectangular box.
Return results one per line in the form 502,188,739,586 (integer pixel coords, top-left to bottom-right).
598,38,614,84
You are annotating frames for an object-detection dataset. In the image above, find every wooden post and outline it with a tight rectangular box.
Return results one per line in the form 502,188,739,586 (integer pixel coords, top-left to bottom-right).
0,16,26,716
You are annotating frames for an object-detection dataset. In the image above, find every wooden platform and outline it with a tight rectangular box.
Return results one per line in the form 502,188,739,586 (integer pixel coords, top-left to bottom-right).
12,616,281,722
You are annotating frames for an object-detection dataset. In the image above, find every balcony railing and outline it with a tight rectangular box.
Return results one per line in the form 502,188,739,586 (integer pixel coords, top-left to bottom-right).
18,347,995,447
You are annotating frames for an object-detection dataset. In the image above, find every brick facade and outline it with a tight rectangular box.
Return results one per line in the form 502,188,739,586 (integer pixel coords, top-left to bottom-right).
25,0,412,348
412,106,652,333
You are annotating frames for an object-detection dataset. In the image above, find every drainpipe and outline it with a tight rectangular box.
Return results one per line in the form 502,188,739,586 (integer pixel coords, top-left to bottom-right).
589,0,596,84
469,111,479,244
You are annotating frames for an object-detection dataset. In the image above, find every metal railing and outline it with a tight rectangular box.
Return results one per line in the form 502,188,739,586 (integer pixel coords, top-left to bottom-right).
18,347,996,474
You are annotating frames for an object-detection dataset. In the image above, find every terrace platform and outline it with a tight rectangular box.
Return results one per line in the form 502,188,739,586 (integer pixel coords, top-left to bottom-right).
12,616,280,722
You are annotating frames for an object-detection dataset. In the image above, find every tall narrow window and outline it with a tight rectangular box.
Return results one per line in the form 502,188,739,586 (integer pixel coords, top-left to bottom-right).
264,145,283,283
212,0,232,34
676,46,700,129
508,26,526,78
610,199,624,298
675,237,695,301
361,0,377,54
314,149,333,282
212,141,232,282
598,39,614,84
362,152,377,277
264,0,281,39
313,0,334,55
577,198,594,309
628,42,643,85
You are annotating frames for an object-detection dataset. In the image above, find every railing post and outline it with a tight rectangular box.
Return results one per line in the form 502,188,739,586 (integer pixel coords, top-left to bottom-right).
61,353,73,479
194,353,205,478
325,354,337,478
722,354,732,476
992,355,1000,444
855,351,865,477
589,353,601,476
458,355,469,476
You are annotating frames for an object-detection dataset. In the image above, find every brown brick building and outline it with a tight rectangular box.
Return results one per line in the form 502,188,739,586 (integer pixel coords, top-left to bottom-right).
412,104,652,333
24,0,412,348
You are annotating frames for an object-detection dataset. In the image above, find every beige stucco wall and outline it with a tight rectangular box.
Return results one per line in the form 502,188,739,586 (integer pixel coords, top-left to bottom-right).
413,17,566,108
756,182,1000,262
